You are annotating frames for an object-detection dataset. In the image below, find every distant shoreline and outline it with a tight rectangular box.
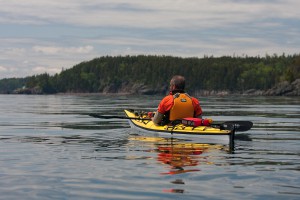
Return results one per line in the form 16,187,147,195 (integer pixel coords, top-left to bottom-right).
6,79,300,96
6,78,300,97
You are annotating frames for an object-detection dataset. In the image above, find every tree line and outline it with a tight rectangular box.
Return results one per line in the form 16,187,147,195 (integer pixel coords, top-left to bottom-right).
0,54,299,94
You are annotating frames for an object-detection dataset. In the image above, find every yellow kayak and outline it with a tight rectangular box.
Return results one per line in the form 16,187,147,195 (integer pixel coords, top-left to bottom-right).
124,109,233,144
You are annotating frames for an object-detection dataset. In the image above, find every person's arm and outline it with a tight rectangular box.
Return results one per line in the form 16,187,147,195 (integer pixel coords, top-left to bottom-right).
153,95,172,125
192,97,202,118
152,112,164,125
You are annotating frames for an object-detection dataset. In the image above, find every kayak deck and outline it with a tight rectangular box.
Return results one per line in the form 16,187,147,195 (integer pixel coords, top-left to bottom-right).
124,109,233,144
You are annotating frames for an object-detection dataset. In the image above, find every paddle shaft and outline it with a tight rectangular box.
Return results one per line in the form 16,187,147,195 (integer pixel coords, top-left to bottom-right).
89,113,151,120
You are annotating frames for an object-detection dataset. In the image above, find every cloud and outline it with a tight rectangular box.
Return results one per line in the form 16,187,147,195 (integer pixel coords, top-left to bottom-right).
0,0,299,28
0,0,299,79
0,66,7,72
32,45,94,55
1,47,26,57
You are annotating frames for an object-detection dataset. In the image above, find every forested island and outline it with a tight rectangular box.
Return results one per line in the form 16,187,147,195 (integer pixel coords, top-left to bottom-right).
0,54,299,96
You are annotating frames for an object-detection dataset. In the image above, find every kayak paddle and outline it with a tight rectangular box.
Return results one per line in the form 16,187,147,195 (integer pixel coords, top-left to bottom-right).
89,113,253,132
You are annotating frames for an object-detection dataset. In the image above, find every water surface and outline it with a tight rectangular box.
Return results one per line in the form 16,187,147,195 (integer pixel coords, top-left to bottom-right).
0,94,299,199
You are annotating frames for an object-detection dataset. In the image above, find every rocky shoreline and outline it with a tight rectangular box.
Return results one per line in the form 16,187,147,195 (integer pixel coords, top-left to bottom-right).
243,79,300,96
263,79,300,96
12,79,300,96
102,79,300,96
194,79,300,96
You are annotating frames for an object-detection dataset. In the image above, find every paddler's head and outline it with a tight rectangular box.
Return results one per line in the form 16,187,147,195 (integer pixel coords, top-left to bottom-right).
169,75,185,93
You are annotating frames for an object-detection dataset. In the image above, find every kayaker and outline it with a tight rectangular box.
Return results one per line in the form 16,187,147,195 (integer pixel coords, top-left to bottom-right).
152,75,202,125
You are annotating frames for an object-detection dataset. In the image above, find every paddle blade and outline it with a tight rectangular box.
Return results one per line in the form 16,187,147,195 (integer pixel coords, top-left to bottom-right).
222,121,253,132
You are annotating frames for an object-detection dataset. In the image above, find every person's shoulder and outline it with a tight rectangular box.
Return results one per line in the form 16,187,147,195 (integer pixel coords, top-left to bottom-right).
191,96,200,103
161,94,173,101
161,94,173,103
185,93,198,100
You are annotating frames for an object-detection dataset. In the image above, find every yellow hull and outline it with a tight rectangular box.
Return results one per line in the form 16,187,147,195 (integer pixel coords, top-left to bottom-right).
124,109,233,144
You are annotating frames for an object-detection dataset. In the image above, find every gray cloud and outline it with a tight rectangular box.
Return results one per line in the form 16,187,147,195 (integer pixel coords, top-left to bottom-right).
0,0,299,78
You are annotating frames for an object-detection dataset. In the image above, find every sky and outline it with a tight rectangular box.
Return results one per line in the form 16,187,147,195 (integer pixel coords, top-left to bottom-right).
0,0,299,79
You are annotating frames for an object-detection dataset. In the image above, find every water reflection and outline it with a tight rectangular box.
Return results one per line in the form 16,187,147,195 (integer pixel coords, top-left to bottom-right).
128,135,230,193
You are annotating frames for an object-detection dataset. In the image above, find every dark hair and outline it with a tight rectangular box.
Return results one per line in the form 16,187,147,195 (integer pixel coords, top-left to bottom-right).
170,75,185,90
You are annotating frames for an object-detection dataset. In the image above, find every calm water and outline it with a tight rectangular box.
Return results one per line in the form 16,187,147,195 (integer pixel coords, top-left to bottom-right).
0,94,299,200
